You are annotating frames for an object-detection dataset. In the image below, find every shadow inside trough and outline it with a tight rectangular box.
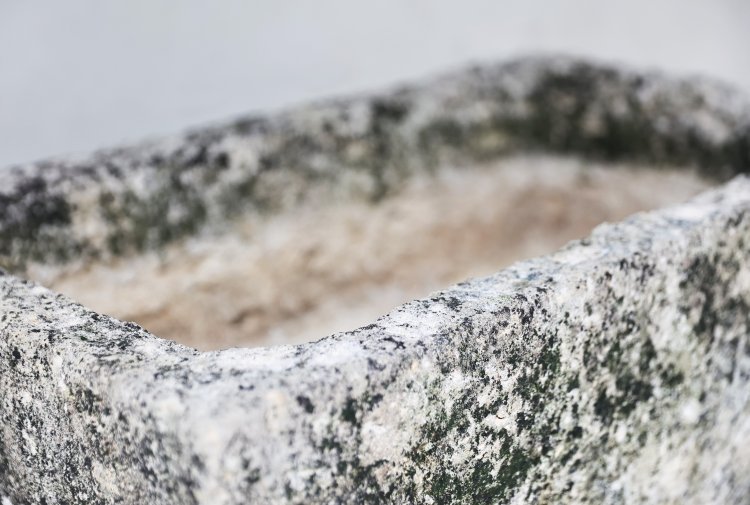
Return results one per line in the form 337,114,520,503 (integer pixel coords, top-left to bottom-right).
38,155,711,350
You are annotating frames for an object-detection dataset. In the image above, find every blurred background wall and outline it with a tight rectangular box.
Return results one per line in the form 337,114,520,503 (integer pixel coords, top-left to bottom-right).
1,0,748,167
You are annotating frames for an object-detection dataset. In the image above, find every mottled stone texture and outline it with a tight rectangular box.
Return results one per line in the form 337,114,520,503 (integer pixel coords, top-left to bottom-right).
2,56,750,504
2,178,750,504
0,56,748,273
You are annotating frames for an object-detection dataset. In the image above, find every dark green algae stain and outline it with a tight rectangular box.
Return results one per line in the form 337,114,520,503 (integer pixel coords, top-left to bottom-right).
394,291,568,503
394,251,737,503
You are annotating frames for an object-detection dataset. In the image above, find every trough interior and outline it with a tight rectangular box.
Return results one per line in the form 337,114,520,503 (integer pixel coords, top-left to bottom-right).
33,155,710,350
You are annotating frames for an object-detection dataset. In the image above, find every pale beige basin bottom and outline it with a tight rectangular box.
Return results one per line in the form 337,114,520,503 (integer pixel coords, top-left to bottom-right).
36,156,711,350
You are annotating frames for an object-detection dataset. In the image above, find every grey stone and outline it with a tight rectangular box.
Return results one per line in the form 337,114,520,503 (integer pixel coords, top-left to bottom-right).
1,56,750,503
1,56,748,273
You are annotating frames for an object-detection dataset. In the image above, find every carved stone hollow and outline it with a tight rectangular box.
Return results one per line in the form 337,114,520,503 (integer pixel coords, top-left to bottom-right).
1,56,750,503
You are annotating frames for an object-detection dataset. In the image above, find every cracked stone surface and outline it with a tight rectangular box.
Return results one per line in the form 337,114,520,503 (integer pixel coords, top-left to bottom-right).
1,56,750,503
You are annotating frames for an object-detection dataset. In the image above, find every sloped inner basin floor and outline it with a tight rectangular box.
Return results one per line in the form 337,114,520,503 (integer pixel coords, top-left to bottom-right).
31,156,711,350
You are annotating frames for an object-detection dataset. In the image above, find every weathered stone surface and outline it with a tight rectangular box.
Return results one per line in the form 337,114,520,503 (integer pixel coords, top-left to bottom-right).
2,177,750,504
2,56,750,504
0,56,748,273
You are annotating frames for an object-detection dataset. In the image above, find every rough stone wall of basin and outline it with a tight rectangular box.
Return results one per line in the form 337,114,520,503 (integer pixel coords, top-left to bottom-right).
1,56,750,504
0,56,748,273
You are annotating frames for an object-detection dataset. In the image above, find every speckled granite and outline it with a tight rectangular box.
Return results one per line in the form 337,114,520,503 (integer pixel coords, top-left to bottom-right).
0,56,748,273
2,56,750,504
2,177,750,504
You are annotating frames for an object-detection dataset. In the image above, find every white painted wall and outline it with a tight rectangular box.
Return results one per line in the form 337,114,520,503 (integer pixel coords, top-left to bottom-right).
1,0,748,167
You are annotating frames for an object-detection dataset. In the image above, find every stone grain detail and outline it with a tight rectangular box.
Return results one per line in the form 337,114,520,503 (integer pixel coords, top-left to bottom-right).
1,56,750,503
1,179,750,503
0,56,748,273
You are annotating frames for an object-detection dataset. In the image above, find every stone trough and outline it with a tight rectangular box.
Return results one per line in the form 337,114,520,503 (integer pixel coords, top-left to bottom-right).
1,56,750,503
